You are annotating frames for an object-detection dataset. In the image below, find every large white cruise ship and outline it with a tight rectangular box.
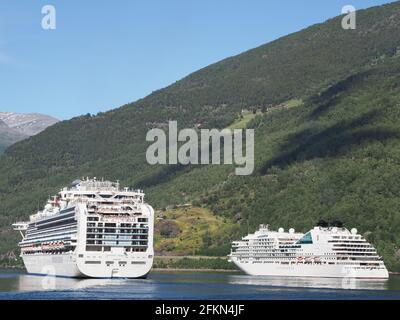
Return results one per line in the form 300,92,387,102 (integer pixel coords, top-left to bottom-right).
12,178,154,278
228,222,389,279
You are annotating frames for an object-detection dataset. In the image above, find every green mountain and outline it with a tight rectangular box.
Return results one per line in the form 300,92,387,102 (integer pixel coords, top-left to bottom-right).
2,2,400,269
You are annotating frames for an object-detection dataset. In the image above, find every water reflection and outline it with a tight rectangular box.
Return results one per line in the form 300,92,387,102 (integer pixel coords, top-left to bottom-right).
227,274,389,291
1,269,399,300
17,274,130,292
8,271,396,293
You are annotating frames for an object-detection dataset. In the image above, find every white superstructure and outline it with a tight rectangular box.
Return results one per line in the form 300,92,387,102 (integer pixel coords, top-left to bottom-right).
229,223,389,279
13,178,154,278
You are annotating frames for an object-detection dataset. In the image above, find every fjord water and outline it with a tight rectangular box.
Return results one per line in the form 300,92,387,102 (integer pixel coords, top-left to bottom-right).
1,269,400,300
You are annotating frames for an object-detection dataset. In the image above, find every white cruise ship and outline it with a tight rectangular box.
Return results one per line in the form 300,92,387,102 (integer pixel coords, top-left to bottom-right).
12,178,154,278
228,222,389,279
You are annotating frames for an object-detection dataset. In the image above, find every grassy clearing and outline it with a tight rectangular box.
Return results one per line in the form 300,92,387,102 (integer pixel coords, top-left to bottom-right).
154,207,237,256
283,99,303,109
228,99,302,130
228,111,261,130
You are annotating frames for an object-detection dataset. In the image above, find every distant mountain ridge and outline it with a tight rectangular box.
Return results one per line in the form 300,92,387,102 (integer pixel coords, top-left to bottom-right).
0,112,58,151
0,119,27,152
0,112,59,136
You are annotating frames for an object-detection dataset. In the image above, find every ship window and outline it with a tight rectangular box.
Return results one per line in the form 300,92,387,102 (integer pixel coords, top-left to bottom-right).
85,246,102,251
297,232,313,245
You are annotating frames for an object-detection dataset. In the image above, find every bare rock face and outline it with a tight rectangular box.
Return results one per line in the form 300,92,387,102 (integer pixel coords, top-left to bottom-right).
0,112,59,151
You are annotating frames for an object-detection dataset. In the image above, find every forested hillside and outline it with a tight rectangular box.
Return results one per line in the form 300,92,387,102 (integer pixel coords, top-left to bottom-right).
145,58,400,268
2,2,400,270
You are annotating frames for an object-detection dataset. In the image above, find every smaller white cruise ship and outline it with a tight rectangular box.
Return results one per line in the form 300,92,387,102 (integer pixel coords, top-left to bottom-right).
228,222,389,279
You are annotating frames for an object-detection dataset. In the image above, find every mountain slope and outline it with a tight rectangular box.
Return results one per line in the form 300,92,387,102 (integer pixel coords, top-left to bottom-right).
1,2,400,269
144,58,400,268
6,2,400,168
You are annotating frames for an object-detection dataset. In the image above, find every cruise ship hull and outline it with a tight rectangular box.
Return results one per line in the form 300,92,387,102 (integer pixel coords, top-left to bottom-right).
22,253,153,279
22,253,83,278
231,259,389,279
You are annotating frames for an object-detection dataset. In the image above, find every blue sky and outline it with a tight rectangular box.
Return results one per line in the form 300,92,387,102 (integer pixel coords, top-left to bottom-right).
0,0,395,120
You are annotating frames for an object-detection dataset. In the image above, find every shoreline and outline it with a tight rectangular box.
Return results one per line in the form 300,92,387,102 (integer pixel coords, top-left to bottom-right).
152,268,240,273
0,265,238,273
1,266,399,276
1,264,399,275
0,265,24,270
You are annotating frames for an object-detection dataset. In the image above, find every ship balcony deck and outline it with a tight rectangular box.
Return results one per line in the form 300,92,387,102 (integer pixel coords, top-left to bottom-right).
85,242,148,247
88,230,147,235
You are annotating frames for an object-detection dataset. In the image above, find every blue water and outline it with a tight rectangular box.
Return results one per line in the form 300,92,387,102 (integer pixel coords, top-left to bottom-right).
1,269,400,300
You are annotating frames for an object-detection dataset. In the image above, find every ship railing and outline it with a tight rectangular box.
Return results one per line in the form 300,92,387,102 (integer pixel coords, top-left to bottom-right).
95,209,137,215
85,200,141,207
12,222,29,231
